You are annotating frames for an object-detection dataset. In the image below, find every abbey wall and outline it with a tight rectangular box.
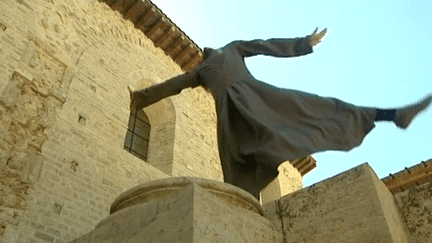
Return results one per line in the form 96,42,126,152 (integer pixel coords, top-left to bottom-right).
393,173,432,242
0,0,225,241
1,0,432,242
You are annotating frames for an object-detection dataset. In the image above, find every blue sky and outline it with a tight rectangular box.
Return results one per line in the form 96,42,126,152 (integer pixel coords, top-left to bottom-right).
152,0,432,186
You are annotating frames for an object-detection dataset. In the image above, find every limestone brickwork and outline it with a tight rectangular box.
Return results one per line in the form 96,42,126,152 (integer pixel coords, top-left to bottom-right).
70,164,426,243
263,163,411,243
261,161,303,205
394,182,432,242
70,177,282,243
0,0,307,241
2,0,432,243
0,0,222,242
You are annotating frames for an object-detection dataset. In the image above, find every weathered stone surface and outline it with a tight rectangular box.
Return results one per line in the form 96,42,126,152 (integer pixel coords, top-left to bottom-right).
394,181,432,242
2,0,427,242
110,177,263,216
0,0,219,242
261,161,303,205
0,27,71,242
263,163,410,243
71,177,282,243
192,183,281,243
1,225,21,243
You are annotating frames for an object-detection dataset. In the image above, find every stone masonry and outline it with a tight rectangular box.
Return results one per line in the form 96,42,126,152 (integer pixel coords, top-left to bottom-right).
3,0,430,242
263,163,410,243
0,0,223,242
0,0,303,242
394,181,432,242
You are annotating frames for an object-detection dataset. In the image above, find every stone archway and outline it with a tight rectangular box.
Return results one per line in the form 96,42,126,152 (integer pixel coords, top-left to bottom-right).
128,69,177,175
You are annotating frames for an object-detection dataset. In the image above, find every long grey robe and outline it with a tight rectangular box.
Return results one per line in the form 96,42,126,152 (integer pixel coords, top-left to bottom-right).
133,36,376,198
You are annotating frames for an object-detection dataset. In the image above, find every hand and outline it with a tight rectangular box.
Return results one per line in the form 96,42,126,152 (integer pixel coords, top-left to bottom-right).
310,27,327,46
128,85,136,111
128,85,153,110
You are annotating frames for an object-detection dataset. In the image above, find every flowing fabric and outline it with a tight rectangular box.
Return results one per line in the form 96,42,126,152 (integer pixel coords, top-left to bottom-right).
133,36,376,197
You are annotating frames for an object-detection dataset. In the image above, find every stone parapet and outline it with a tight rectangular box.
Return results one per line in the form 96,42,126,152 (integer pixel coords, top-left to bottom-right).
263,163,410,243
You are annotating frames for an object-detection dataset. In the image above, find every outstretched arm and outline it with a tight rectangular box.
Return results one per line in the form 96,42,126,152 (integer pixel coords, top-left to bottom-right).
129,68,201,110
231,27,327,58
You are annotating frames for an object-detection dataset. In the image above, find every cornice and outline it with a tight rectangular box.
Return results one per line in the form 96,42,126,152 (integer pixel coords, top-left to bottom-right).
101,0,203,71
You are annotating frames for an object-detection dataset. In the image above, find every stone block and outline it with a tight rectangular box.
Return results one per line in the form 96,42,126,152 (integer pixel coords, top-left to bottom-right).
69,177,282,243
394,182,432,242
263,163,410,243
261,161,303,205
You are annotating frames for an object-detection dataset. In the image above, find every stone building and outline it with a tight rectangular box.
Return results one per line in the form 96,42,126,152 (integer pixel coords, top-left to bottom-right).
0,0,431,242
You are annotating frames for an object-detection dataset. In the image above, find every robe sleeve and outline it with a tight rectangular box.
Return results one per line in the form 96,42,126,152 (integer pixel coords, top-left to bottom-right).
132,67,202,110
231,36,313,58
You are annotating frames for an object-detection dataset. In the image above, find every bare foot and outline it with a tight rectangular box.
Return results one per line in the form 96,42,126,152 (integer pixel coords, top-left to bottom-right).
395,94,432,129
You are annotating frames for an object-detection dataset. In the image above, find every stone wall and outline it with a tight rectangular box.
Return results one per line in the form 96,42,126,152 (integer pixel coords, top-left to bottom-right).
70,177,283,243
0,37,73,242
3,1,432,243
0,0,220,242
263,163,410,243
394,182,432,242
261,161,303,205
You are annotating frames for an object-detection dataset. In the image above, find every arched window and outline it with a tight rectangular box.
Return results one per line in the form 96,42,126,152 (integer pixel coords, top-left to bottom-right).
124,108,150,161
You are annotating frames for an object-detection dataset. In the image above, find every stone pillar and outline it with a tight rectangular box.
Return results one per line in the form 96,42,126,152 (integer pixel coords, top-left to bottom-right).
69,177,282,243
263,163,410,243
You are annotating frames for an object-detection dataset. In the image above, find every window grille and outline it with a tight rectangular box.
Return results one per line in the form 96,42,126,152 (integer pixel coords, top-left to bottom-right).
124,108,150,161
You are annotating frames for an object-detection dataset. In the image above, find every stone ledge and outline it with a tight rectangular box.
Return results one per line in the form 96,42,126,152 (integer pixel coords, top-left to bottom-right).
109,177,263,217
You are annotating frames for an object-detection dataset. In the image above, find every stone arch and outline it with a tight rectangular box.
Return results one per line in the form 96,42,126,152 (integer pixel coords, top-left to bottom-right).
70,36,181,174
128,69,177,175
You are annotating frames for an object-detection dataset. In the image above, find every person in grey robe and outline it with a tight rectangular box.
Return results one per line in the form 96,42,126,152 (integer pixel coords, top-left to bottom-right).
128,28,432,200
